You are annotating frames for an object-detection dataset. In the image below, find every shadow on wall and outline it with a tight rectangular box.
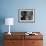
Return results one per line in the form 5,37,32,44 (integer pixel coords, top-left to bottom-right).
0,16,5,46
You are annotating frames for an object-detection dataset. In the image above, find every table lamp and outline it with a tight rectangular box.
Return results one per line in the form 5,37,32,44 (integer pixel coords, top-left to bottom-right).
5,18,14,35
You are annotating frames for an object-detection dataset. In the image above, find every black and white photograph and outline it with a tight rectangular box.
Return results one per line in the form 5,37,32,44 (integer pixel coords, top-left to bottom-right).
18,9,35,23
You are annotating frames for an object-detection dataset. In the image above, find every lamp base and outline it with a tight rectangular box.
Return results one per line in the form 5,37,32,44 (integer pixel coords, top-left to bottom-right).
8,32,11,35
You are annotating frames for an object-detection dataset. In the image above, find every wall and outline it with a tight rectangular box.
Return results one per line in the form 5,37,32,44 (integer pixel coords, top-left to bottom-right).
0,0,46,33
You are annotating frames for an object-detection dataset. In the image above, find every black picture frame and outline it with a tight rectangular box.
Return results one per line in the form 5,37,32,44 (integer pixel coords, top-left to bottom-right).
18,9,35,23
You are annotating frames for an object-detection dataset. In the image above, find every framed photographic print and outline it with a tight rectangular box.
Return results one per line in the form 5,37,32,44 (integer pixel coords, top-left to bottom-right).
18,9,35,23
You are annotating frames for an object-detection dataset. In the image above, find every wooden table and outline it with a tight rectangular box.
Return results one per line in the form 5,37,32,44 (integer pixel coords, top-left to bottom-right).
4,32,43,46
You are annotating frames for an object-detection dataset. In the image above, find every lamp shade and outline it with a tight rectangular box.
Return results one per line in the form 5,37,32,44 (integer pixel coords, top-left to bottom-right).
5,18,14,25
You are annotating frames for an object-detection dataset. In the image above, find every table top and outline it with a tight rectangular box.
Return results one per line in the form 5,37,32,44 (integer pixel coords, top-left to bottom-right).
4,32,43,40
